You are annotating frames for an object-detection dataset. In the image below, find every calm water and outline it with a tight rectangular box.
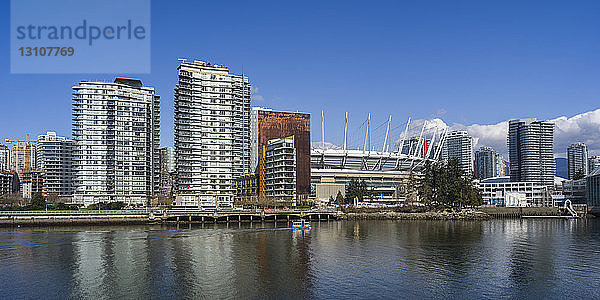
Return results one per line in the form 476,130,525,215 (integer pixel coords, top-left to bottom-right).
1,219,599,299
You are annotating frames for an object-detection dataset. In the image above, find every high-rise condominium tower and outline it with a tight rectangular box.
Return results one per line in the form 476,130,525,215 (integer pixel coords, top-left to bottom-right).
37,132,74,199
508,118,554,186
589,156,600,174
441,131,474,176
72,78,160,206
567,142,588,179
174,60,251,207
474,146,504,179
0,145,9,171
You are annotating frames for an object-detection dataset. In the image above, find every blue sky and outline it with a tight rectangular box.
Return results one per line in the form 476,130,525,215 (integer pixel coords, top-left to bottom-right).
1,0,599,149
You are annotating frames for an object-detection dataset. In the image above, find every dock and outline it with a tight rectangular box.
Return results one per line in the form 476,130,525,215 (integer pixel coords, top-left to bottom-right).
0,208,341,227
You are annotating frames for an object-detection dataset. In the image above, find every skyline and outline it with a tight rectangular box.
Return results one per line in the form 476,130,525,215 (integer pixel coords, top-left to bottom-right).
1,0,599,156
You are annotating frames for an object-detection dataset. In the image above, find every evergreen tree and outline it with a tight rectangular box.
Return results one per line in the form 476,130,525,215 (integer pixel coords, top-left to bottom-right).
417,158,482,208
335,191,345,204
345,179,370,204
29,193,46,210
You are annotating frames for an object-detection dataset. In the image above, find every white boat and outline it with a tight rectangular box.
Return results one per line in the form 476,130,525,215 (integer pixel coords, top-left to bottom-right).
292,219,311,230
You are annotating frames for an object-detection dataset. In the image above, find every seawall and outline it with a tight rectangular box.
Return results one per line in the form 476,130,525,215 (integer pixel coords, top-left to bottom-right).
0,215,149,226
340,210,491,221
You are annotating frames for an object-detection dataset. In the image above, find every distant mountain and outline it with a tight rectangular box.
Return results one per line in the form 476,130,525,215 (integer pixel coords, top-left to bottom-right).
555,158,568,179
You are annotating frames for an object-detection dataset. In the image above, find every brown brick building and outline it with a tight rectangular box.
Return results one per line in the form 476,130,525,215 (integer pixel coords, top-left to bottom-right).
250,108,311,199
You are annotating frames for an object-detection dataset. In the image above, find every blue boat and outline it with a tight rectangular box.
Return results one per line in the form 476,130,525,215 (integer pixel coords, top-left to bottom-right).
292,219,311,230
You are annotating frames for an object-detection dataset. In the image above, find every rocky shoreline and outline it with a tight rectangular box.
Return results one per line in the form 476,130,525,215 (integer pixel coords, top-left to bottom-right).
340,210,492,220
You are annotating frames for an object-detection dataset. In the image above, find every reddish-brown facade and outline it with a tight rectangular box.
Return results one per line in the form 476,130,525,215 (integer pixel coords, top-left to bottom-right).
257,110,311,197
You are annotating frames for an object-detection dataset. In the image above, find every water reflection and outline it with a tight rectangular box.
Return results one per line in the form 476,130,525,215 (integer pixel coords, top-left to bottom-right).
0,220,599,299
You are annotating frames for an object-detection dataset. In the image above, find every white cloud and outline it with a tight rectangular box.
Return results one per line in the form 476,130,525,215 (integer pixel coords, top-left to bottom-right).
311,141,341,150
253,94,265,101
431,108,447,118
396,118,448,140
452,121,509,156
550,109,600,157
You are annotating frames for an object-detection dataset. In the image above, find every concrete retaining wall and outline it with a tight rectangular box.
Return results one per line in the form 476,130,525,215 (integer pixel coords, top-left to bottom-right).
477,207,560,218
0,215,149,226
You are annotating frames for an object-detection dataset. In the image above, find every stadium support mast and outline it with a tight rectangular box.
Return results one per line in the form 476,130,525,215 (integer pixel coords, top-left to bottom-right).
363,113,371,153
426,127,438,159
433,127,448,160
398,117,411,154
321,110,325,148
382,115,391,152
412,121,426,157
343,112,348,151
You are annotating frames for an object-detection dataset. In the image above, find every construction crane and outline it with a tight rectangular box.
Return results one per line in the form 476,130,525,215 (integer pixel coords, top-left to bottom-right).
5,133,37,174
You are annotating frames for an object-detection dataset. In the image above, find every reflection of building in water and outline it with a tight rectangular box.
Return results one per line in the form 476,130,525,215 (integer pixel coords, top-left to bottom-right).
227,227,313,298
188,232,236,297
72,231,110,297
508,220,557,296
71,230,166,298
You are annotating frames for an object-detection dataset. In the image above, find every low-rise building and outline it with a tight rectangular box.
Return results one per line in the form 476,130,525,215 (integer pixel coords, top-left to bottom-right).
478,176,552,207
315,183,345,205
505,192,528,207
234,173,259,205
586,168,600,216
562,178,587,205
311,169,410,205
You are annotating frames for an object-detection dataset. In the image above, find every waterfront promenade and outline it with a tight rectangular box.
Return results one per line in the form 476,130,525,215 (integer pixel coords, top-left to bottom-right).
0,206,586,227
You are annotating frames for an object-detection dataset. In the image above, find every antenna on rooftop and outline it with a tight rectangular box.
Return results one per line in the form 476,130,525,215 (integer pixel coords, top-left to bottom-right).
177,58,187,64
